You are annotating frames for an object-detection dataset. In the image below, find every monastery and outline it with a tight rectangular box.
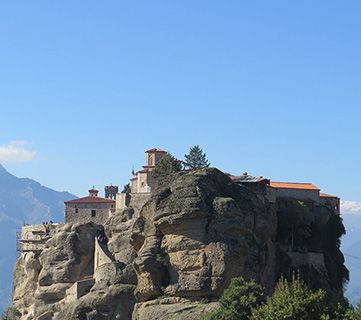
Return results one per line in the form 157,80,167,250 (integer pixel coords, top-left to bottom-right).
18,148,340,253
16,147,340,297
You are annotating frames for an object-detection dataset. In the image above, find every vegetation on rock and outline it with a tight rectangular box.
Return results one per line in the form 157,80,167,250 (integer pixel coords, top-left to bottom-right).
184,145,210,169
200,275,357,320
200,277,264,320
152,153,182,180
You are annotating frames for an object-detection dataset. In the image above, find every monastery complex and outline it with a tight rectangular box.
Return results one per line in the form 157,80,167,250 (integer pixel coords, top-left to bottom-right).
17,146,340,260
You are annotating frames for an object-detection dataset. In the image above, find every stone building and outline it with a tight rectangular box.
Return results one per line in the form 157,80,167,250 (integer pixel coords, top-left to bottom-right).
131,148,168,193
231,174,339,214
64,188,115,225
320,193,340,213
268,181,321,204
231,172,270,195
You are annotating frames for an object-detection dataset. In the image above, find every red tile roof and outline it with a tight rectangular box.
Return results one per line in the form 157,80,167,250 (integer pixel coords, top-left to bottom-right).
145,148,167,153
320,193,338,199
270,182,320,191
64,196,115,204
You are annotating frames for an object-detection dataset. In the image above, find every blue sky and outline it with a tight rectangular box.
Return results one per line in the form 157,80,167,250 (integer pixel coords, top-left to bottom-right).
0,1,360,201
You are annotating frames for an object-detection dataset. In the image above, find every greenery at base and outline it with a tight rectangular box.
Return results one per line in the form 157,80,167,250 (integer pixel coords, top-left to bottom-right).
200,277,264,320
250,275,327,320
200,275,357,320
184,145,210,170
1,307,21,320
152,153,182,180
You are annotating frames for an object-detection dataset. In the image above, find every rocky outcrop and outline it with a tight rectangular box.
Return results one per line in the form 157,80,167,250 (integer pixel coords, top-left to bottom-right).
12,168,347,320
130,168,277,318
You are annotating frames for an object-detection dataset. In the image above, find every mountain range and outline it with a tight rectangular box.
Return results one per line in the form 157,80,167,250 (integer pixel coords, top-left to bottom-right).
0,164,76,313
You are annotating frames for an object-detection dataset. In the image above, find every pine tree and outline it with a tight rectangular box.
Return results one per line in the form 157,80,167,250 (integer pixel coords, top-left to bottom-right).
184,145,210,170
152,153,182,179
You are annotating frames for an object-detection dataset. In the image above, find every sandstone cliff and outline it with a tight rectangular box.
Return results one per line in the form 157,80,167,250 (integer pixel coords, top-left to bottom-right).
12,168,347,320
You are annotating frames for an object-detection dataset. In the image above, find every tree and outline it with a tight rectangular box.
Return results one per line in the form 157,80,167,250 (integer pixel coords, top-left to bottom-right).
200,277,264,320
121,183,131,194
1,307,21,320
184,145,210,170
351,299,361,320
250,274,327,320
152,153,182,180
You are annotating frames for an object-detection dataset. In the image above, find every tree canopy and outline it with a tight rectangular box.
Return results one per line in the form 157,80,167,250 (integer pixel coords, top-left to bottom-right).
184,145,210,170
152,153,182,180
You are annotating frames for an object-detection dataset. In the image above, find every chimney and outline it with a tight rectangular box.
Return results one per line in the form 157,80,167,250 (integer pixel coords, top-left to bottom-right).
89,187,99,197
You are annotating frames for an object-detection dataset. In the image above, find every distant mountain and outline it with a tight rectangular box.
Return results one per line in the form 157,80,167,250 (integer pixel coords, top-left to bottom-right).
341,202,361,306
0,164,76,312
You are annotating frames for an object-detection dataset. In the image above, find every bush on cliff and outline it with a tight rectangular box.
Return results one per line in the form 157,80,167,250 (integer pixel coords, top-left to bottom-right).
200,277,264,320
200,275,355,320
250,274,327,320
152,153,182,181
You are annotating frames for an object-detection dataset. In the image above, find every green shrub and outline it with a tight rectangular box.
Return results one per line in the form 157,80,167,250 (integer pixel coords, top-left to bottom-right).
200,277,264,320
250,274,327,320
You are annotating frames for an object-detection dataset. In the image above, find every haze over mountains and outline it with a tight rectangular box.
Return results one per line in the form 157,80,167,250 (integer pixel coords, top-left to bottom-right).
0,164,75,312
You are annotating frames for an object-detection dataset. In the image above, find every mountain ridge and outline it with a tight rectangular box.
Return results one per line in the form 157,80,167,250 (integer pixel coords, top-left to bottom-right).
0,164,76,312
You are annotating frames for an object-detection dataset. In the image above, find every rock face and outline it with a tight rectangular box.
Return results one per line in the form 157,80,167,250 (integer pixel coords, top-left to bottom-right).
130,168,277,318
12,168,347,320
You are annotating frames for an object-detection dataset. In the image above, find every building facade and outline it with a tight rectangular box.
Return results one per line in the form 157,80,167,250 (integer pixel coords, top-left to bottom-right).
131,148,167,193
231,174,339,214
64,188,115,225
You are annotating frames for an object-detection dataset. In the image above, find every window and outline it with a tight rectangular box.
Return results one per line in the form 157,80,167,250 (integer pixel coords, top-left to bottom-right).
75,208,78,213
91,210,96,217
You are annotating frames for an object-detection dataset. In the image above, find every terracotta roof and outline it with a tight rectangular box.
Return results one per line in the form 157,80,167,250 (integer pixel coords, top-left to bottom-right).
320,193,338,199
270,182,320,191
145,148,167,153
64,196,115,204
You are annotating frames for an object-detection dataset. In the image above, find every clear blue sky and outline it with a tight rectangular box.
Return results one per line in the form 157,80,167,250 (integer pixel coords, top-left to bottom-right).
0,1,360,201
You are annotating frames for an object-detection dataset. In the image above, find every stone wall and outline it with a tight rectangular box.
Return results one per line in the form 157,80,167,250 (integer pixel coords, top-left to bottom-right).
271,188,320,204
21,224,60,253
129,193,151,213
94,238,113,272
116,193,131,212
65,278,95,303
65,202,114,225
320,197,340,214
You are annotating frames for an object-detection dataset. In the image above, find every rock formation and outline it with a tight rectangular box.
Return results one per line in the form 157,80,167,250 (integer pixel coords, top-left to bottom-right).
12,168,347,320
